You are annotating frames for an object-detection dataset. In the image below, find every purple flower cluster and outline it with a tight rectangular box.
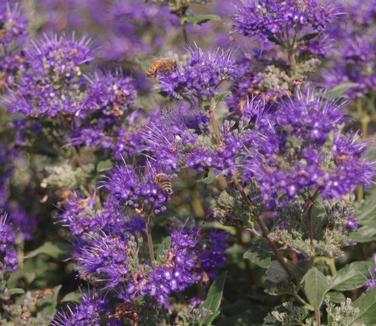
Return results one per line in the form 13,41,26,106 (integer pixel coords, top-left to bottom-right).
52,293,107,326
0,213,18,273
6,34,92,116
243,92,375,207
105,163,173,214
0,3,28,91
234,0,338,43
157,47,236,100
118,227,228,307
323,0,376,98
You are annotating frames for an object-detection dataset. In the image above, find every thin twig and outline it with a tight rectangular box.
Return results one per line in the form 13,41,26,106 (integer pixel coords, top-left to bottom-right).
234,180,298,280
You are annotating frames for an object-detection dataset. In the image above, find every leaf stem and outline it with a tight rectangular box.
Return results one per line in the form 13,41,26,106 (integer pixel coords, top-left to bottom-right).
315,309,321,326
145,214,155,265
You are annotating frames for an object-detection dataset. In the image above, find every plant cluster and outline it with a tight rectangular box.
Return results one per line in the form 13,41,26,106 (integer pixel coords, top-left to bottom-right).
0,0,376,325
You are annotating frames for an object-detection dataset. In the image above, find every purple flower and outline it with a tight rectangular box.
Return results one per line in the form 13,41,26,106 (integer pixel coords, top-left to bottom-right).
157,46,235,100
75,233,129,288
105,163,173,214
234,0,338,44
242,91,375,207
52,293,107,326
0,213,18,272
6,34,92,116
82,73,137,116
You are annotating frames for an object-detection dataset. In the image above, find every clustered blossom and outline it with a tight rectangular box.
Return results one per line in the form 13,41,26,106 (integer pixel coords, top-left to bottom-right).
52,293,108,326
105,163,173,214
0,3,28,91
0,3,27,47
118,227,228,307
71,73,138,152
6,34,92,116
76,234,130,289
323,0,376,98
0,213,18,273
242,92,375,207
156,47,236,100
234,0,338,43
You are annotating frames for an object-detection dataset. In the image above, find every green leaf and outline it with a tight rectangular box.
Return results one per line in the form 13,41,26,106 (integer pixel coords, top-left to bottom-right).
61,291,81,303
198,168,217,185
156,236,171,264
97,160,113,172
299,32,319,42
331,261,372,291
358,187,376,224
200,272,227,326
39,285,62,318
243,238,272,269
325,82,358,99
350,288,376,325
266,261,289,284
326,291,346,304
7,288,25,296
302,268,331,309
215,91,231,104
184,14,221,26
25,242,69,259
350,227,376,243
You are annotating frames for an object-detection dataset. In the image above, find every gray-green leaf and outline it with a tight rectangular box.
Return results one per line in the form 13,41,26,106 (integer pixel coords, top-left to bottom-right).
350,288,376,325
200,272,227,326
243,239,272,269
25,242,69,259
303,268,331,309
331,261,372,291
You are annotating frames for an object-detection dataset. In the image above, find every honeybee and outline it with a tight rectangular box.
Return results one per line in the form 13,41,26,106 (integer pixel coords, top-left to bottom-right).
147,58,176,78
155,173,173,194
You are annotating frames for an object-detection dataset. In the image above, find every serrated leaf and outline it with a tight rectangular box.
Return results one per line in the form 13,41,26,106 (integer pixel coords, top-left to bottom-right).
302,268,331,309
61,291,81,303
357,187,376,224
25,242,69,259
97,160,113,172
331,261,372,291
156,236,171,263
184,14,221,25
200,272,227,326
326,291,346,304
350,288,376,325
266,261,289,284
350,227,376,243
326,82,358,99
243,239,272,269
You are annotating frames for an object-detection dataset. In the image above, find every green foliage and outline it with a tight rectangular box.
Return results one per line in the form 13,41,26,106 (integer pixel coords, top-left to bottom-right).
330,261,372,291
243,238,272,269
200,272,227,326
350,288,376,325
351,187,376,243
183,14,221,25
302,268,331,310
25,242,70,260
